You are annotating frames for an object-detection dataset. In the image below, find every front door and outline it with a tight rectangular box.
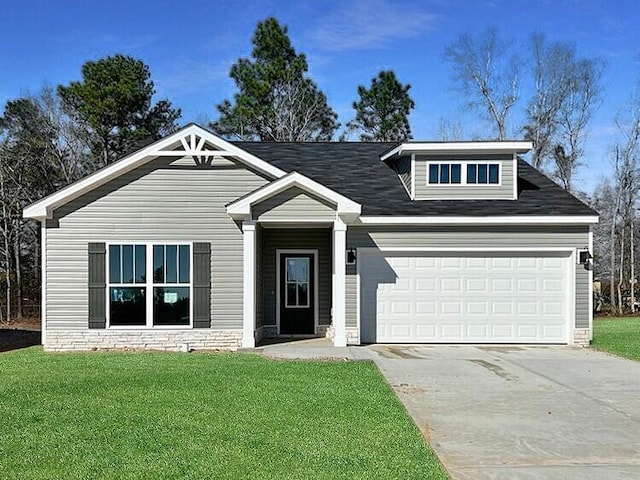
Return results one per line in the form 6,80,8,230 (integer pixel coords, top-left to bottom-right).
279,253,315,335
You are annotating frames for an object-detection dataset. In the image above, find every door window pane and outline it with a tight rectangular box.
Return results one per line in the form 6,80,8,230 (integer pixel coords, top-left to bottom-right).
287,258,308,283
109,245,121,283
297,283,309,307
285,257,310,308
153,287,190,325
153,245,164,283
286,283,297,307
109,287,146,326
179,245,190,283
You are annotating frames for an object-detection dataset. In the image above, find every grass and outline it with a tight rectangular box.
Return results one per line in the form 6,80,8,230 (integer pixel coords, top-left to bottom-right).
592,317,640,361
0,348,448,479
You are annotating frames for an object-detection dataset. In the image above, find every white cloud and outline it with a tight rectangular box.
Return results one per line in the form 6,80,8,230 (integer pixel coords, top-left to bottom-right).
310,0,437,51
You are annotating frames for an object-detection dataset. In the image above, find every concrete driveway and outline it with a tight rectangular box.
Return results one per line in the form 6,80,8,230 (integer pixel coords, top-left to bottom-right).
355,345,640,480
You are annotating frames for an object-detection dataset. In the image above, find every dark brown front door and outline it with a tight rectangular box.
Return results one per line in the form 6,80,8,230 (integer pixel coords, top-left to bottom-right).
280,253,315,335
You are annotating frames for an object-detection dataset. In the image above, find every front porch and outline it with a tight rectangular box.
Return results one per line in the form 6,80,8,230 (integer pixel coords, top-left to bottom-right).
226,171,360,349
242,221,348,348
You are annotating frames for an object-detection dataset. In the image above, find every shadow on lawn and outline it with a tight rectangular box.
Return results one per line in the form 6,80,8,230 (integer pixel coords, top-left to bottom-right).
0,328,41,353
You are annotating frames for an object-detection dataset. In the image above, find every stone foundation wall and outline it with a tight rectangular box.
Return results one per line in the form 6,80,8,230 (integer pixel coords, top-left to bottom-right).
45,329,243,352
345,327,359,345
573,329,591,347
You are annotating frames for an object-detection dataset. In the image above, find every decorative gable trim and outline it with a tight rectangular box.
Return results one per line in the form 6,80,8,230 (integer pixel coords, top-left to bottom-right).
226,171,361,221
23,124,287,220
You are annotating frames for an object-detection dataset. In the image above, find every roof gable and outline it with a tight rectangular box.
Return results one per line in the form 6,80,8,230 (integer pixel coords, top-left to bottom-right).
23,124,286,220
226,171,361,221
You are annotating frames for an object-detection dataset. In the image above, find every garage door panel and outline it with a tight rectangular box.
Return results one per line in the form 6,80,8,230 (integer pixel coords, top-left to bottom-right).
360,251,570,344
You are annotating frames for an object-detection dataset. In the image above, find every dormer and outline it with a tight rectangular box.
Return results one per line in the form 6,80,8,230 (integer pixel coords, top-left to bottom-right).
381,141,532,200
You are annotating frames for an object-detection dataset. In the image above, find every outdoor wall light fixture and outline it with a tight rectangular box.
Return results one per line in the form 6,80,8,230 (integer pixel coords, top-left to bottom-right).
578,248,593,265
346,248,357,265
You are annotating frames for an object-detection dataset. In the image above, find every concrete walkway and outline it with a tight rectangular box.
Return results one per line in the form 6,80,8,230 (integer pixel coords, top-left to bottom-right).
356,345,640,480
256,337,354,360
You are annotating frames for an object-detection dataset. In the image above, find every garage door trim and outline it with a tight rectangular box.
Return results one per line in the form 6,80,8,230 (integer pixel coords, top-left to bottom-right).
356,247,576,344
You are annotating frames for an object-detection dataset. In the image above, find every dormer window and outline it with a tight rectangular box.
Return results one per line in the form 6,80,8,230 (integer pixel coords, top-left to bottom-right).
428,162,501,186
428,163,462,184
467,163,500,184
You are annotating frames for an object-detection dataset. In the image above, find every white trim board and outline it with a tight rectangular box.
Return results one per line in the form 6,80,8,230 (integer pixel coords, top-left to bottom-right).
275,249,319,336
24,124,286,220
381,141,532,161
359,215,599,225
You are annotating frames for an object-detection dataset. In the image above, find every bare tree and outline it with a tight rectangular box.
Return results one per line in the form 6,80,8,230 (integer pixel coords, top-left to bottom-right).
438,118,465,141
552,59,603,192
444,28,520,140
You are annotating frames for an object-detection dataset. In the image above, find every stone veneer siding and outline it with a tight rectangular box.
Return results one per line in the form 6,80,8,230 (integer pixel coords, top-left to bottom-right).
573,329,591,347
45,330,243,352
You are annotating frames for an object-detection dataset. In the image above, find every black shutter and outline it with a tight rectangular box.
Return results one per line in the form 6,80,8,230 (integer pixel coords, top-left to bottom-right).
88,243,106,329
193,242,211,328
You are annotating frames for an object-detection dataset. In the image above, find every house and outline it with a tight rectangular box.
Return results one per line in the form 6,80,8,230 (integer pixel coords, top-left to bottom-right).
23,124,598,351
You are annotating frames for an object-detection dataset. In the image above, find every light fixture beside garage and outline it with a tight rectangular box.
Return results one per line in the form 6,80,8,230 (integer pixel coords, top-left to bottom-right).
578,248,593,265
346,248,357,265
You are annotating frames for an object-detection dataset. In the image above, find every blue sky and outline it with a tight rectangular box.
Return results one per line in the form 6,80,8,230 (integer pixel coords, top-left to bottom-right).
1,0,639,193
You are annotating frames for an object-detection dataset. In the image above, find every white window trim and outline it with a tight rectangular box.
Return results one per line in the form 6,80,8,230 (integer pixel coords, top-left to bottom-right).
275,249,319,336
426,161,502,187
106,241,194,329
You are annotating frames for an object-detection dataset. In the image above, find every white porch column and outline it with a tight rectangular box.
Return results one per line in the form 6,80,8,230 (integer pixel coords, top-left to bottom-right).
332,217,347,347
242,221,256,348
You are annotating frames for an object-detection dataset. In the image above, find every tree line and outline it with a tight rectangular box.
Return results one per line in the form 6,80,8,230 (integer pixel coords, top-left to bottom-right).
0,16,633,321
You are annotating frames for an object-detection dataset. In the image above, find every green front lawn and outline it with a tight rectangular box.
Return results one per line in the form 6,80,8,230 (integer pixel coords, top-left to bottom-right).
0,348,447,479
592,317,640,361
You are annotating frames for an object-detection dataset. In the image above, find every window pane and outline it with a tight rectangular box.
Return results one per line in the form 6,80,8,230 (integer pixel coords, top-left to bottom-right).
122,245,134,283
109,245,121,283
478,164,488,183
287,258,308,283
166,245,177,283
297,283,309,307
429,164,438,183
489,164,499,184
110,287,146,326
153,287,190,326
135,245,146,283
286,283,297,307
179,245,190,284
440,164,450,183
467,164,477,183
153,245,164,283
451,164,461,184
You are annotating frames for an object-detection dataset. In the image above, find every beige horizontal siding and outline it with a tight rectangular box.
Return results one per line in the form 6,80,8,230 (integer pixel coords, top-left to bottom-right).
345,225,590,330
252,187,336,221
46,156,269,332
415,153,514,200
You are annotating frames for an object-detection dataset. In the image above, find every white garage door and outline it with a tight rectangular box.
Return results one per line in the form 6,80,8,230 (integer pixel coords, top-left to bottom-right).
360,251,571,344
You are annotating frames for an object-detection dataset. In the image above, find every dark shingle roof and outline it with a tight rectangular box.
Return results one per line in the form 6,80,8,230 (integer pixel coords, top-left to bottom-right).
234,142,597,217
